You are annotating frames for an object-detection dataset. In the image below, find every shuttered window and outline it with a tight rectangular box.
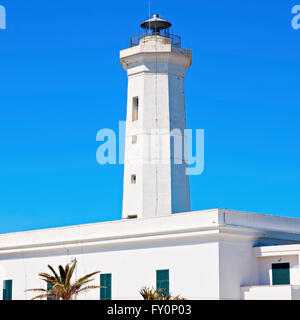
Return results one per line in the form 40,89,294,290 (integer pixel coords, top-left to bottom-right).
3,280,12,300
47,283,53,300
156,269,169,295
100,273,112,300
272,263,290,285
132,97,139,121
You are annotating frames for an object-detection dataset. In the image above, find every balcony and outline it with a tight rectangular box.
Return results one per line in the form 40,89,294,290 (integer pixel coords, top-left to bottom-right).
241,284,300,300
130,32,181,48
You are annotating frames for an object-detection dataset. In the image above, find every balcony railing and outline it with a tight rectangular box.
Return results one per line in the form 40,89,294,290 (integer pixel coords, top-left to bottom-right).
130,32,181,48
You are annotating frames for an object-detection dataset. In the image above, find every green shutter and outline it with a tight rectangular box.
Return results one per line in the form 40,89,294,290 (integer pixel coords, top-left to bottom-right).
47,283,53,300
272,263,290,285
3,280,12,300
156,269,169,295
100,273,112,300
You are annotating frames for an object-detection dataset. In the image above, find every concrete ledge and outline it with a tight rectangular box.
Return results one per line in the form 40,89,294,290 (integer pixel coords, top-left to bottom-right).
241,284,300,300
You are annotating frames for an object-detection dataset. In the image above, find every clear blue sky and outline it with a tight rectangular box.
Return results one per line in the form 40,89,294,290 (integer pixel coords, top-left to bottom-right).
0,0,299,233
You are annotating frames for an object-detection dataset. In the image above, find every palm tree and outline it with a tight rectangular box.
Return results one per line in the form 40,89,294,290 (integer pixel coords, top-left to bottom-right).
139,286,186,300
139,287,161,300
25,259,101,300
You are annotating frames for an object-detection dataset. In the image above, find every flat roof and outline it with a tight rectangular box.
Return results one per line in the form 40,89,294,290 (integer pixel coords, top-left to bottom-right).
1,209,300,255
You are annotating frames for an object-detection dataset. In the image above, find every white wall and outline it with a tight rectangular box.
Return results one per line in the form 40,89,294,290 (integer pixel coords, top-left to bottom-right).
219,237,259,300
0,236,219,300
258,255,298,285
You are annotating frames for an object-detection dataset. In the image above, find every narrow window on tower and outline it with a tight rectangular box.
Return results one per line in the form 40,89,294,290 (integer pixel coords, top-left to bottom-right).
132,135,137,144
132,97,139,121
131,174,136,184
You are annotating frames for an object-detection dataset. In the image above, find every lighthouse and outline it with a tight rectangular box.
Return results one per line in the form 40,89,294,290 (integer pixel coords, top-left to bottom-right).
120,14,192,219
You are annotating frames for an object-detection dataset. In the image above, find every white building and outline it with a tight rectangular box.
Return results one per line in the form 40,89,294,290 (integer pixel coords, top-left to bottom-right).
1,15,300,300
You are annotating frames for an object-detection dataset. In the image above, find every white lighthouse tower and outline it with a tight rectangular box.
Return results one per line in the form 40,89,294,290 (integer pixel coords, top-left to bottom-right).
120,14,192,219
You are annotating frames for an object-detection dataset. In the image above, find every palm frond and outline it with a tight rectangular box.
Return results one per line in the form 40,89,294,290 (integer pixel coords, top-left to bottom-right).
72,278,95,287
75,285,101,294
47,265,61,283
74,271,100,286
39,273,54,280
31,294,53,300
25,288,48,293
59,265,66,284
65,263,69,276
65,259,77,287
